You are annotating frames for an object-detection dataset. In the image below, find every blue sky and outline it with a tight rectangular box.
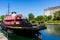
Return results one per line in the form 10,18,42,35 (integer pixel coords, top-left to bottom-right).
0,0,60,17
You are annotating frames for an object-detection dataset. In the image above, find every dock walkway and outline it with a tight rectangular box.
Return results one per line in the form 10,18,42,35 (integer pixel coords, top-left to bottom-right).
0,33,8,40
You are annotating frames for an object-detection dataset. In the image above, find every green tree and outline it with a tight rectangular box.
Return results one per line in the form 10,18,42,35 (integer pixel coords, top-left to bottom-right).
44,15,47,22
43,15,52,22
0,16,1,19
1,15,5,20
54,10,60,20
28,13,34,21
47,15,52,20
36,16,44,22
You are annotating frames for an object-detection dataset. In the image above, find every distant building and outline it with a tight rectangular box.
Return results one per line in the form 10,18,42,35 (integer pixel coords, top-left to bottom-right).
44,6,60,16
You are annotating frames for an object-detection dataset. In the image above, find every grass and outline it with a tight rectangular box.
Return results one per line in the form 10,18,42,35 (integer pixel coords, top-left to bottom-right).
47,20,60,23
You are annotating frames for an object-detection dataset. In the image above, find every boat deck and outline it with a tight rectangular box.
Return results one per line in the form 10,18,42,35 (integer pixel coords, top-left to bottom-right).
5,26,46,30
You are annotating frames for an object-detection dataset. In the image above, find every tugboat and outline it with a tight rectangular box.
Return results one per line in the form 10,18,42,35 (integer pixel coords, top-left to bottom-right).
2,12,46,40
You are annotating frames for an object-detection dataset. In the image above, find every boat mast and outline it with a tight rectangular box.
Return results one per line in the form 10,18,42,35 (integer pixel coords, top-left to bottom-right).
8,3,9,14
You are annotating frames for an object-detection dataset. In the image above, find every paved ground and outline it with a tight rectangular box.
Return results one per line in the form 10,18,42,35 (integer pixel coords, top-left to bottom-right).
0,33,8,40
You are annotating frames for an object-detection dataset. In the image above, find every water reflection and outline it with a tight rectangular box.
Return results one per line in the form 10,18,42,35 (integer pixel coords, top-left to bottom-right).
40,24,60,40
45,24,60,36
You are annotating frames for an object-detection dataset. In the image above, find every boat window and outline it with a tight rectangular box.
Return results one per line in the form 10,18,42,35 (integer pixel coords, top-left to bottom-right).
16,19,22,21
4,20,14,21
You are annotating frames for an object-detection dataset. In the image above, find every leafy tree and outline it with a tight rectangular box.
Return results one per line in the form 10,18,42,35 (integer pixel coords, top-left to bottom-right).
1,15,5,20
54,10,60,20
43,15,52,22
0,16,1,19
36,16,44,22
28,13,34,21
31,18,36,23
47,15,52,20
44,15,47,22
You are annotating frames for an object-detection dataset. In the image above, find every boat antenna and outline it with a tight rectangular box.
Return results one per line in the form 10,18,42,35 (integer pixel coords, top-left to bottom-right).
8,3,9,14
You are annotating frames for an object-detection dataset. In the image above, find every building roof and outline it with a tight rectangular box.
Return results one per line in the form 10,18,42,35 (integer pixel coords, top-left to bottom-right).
44,6,60,11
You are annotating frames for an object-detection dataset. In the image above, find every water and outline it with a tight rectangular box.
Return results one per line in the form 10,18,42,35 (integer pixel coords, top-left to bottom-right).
40,24,60,40
8,33,33,40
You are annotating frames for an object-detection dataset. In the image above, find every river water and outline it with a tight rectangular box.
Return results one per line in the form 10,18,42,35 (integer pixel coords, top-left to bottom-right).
0,24,60,40
40,24,60,40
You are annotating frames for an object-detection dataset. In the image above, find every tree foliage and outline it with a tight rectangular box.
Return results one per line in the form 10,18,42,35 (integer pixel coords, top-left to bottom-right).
54,10,60,20
47,15,52,20
44,15,48,21
43,15,52,21
36,16,44,22
1,15,5,20
28,13,34,21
